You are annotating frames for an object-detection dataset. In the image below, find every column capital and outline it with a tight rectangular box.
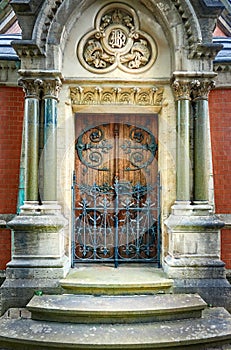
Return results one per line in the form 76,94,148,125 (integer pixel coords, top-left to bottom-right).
191,79,216,101
18,78,43,98
171,79,192,100
41,77,62,100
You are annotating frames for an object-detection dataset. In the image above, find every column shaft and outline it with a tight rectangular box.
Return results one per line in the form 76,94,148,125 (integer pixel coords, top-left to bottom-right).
43,97,57,201
176,99,190,201
193,99,209,201
172,79,191,202
192,79,215,203
24,97,39,202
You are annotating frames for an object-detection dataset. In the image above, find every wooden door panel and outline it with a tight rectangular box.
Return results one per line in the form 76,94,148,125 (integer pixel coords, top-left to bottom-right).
73,114,159,263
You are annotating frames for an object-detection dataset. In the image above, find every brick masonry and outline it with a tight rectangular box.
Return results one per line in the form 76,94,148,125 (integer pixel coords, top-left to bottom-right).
209,89,231,268
0,86,24,269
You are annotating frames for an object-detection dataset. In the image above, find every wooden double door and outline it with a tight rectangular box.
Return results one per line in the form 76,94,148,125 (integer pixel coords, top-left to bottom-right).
72,114,160,266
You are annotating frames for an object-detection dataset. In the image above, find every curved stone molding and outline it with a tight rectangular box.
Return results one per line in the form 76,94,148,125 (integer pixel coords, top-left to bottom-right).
70,85,164,111
77,3,157,74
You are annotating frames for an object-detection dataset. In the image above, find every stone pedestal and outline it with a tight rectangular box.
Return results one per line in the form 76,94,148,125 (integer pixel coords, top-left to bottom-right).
0,202,69,315
164,204,231,309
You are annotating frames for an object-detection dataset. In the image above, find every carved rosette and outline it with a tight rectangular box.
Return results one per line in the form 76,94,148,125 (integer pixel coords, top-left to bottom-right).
70,85,164,111
77,3,157,74
18,78,43,98
191,79,216,100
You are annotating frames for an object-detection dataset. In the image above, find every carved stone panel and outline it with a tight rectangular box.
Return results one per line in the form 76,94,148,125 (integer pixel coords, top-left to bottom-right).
77,3,157,74
70,85,164,112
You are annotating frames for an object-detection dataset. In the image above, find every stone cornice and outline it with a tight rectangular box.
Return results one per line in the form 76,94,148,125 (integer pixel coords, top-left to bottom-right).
188,43,223,60
11,40,45,58
214,62,231,73
0,60,20,84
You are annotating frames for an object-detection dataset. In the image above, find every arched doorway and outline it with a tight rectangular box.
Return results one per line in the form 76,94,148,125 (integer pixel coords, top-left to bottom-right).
72,113,160,266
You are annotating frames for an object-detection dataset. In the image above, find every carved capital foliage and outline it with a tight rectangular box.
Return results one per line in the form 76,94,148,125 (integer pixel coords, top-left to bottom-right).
78,3,157,74
18,78,43,98
19,77,62,99
42,78,62,99
70,85,164,111
191,79,216,100
171,79,192,100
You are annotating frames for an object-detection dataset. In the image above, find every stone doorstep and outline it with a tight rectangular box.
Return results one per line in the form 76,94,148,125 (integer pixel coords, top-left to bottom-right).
0,307,231,349
60,266,174,295
27,293,207,324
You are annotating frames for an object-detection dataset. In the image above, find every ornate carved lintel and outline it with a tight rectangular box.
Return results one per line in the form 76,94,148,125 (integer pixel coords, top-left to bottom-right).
70,85,164,110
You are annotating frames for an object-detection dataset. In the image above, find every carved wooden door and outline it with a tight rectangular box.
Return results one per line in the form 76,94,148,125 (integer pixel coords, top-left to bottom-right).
73,114,160,266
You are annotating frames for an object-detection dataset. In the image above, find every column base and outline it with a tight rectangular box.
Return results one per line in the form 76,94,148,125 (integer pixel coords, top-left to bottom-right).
0,201,71,315
164,202,231,310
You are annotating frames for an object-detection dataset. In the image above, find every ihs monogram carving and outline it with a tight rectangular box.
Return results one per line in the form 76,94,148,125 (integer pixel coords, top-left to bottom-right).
77,3,157,74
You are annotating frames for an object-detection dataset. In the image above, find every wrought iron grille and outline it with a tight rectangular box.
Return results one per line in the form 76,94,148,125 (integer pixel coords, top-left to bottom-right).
72,173,161,267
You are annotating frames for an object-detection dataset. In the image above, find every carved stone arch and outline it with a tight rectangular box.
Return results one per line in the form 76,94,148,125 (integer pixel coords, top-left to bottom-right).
30,0,203,71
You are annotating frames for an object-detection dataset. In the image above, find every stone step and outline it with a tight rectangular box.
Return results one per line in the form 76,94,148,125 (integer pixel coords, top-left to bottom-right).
27,293,207,324
60,266,173,295
0,307,231,349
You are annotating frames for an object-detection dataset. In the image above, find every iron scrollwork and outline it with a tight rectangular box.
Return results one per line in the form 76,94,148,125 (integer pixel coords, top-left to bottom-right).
72,177,161,266
76,124,157,173
120,127,157,171
76,126,113,171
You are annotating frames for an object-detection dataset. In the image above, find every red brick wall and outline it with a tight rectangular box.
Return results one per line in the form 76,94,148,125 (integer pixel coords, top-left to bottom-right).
0,86,24,269
209,89,231,268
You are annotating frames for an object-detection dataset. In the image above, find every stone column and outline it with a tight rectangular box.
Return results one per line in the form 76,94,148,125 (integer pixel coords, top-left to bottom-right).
18,78,41,206
191,79,215,203
41,78,61,202
172,79,191,203
4,73,68,315
164,74,228,308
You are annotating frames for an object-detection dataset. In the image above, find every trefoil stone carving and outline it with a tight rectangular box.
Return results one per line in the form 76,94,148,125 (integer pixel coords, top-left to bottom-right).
77,3,157,74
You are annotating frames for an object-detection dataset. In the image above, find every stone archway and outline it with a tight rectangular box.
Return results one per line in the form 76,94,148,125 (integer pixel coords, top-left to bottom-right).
2,0,230,313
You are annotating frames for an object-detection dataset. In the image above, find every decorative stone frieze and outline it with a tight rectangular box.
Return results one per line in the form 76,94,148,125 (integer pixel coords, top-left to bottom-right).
191,79,216,100
70,85,164,111
77,3,157,74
